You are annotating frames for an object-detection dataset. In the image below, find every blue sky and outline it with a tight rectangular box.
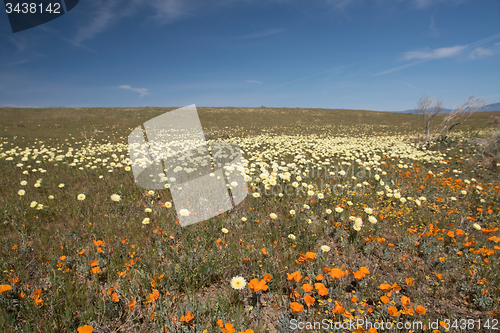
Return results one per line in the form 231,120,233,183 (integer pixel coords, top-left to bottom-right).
1,0,499,111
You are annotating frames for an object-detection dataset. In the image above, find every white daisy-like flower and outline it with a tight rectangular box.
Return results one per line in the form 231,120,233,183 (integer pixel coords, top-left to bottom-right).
142,218,150,225
18,190,25,196
20,181,27,186
473,223,482,231
36,204,43,210
364,208,373,214
307,190,315,197
290,210,296,216
30,201,37,208
353,224,362,231
165,202,172,208
77,194,86,201
347,201,353,206
179,209,190,217
335,207,344,213
148,190,155,195
252,192,260,198
48,195,54,200
368,216,377,224
145,208,152,213
221,228,228,234
111,194,121,202
325,209,332,214
321,245,331,252
230,276,247,290
58,183,65,188
270,213,277,219
317,193,324,199
241,217,247,222
288,234,296,240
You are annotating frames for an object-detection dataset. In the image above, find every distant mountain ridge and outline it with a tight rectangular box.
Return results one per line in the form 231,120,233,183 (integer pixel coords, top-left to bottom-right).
398,102,500,114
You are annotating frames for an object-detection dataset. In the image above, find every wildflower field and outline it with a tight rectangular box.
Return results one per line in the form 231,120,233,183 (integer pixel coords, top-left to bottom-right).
0,107,499,332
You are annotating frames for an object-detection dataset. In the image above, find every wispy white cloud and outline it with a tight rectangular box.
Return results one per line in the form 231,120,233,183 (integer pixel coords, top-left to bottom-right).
73,0,121,45
412,0,467,9
245,80,262,84
470,47,494,58
119,85,149,97
403,45,467,60
230,28,285,40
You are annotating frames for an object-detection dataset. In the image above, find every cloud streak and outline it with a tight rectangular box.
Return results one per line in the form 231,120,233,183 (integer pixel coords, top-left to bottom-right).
119,85,149,97
403,45,467,60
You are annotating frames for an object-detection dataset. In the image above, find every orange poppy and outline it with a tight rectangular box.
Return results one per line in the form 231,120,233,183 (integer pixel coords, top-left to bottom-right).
89,260,98,267
305,252,316,261
222,323,235,333
248,278,268,292
180,311,195,323
263,274,272,282
111,292,119,303
316,274,324,281
91,266,101,274
388,306,399,317
302,284,313,292
290,302,304,314
0,285,11,294
261,248,268,255
332,301,345,314
129,299,136,310
317,286,328,296
287,271,302,283
329,268,344,279
401,296,410,306
406,278,414,287
77,325,94,333
415,305,426,314
304,295,315,307
380,295,390,303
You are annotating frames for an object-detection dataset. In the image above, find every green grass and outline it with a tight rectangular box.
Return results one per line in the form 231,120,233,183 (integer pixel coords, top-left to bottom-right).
0,107,499,332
